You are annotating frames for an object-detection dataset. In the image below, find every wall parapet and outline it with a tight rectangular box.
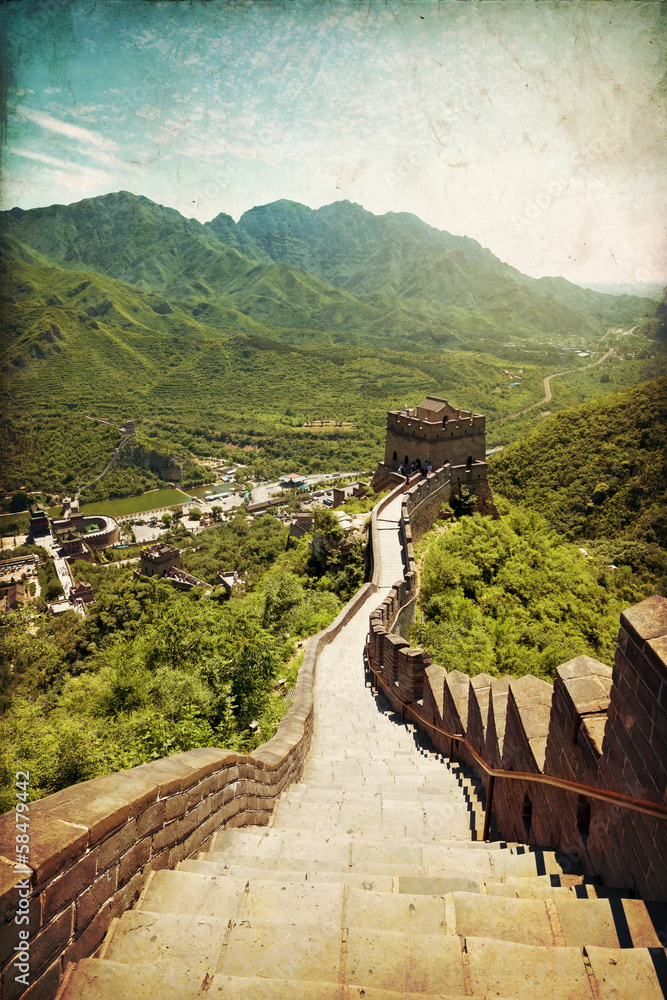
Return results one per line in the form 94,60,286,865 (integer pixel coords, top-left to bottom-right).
0,580,377,999
366,472,667,901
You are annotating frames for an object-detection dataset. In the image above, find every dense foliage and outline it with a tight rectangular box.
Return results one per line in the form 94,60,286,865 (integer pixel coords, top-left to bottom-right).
0,512,364,810
410,506,650,682
489,377,667,593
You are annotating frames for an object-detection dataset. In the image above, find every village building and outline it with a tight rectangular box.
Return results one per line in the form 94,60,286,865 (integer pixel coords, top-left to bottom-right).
1,582,27,613
70,581,95,605
287,512,314,541
216,570,241,595
279,473,307,488
331,481,366,508
28,502,50,538
53,526,88,561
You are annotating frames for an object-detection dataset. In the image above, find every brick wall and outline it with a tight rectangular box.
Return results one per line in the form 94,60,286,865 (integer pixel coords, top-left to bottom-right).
364,471,667,900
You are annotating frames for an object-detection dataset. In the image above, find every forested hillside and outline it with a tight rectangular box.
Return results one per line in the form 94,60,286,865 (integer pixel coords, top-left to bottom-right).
1,192,661,498
236,198,649,341
490,377,667,556
0,507,363,811
411,376,667,681
410,507,643,681
2,191,654,348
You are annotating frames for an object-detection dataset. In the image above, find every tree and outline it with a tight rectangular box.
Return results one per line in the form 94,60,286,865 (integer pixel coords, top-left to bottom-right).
161,513,172,528
9,492,30,513
189,508,202,521
452,485,477,518
210,506,223,522
309,508,345,574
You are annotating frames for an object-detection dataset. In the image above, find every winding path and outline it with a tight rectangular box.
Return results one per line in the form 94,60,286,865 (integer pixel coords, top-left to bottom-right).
501,347,615,423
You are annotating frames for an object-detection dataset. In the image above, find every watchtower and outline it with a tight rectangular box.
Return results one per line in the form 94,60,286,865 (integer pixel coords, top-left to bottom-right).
140,542,181,578
381,396,487,474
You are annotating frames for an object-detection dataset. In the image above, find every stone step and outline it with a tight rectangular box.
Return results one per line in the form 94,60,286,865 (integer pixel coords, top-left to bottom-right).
138,868,663,952
180,858,395,892
214,823,506,850
205,828,582,880
449,891,664,949
271,819,474,843
485,877,633,899
180,857,588,897
56,958,204,1000
58,959,511,1000
466,936,666,999
201,848,581,883
58,933,667,1000
102,912,665,1000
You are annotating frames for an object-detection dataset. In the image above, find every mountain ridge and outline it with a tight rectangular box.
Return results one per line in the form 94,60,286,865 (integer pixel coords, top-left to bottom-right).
1,191,654,348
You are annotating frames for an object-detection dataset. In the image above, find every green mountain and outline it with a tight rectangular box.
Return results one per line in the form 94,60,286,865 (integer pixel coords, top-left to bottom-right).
235,198,652,341
1,194,402,337
2,192,655,351
489,377,667,557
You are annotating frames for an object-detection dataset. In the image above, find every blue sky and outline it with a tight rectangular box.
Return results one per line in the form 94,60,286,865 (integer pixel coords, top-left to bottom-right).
2,0,665,285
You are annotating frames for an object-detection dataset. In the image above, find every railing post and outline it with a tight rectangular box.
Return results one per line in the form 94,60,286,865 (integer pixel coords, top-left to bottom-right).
483,774,495,842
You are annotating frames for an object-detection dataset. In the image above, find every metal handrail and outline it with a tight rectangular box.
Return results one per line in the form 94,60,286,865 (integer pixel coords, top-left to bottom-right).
364,644,667,839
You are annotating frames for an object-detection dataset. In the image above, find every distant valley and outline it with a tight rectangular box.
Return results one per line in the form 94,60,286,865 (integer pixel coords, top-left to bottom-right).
0,191,663,498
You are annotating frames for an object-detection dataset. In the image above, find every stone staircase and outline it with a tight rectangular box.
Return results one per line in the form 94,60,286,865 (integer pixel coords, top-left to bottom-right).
58,600,666,999
55,490,666,999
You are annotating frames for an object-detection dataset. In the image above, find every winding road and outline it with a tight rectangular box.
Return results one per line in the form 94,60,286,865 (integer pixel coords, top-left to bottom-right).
501,346,616,423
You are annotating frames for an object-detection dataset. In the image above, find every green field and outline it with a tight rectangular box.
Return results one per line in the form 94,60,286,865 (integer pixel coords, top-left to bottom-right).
0,507,60,536
79,489,191,518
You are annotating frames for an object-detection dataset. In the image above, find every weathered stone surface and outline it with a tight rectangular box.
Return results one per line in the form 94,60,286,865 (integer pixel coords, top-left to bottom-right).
58,958,203,1000
466,936,589,999
9,812,88,888
620,595,667,646
485,676,510,768
586,944,665,999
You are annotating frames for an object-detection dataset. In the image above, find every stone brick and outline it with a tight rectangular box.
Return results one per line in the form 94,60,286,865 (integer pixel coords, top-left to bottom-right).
96,820,137,875
151,820,180,855
0,856,34,924
26,904,73,987
620,595,667,646
13,811,88,890
64,903,112,970
196,796,214,826
41,849,98,924
645,634,667,677
0,892,40,970
164,792,188,822
31,769,158,847
143,848,170,880
617,642,663,699
135,799,165,840
107,869,145,925
22,954,61,1000
118,837,151,886
75,868,117,933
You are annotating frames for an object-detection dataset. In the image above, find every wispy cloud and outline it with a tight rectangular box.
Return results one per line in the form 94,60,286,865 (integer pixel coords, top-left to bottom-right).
8,146,114,185
18,107,119,163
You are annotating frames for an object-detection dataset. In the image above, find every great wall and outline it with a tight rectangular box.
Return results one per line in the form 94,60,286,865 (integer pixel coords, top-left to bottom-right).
1,398,665,999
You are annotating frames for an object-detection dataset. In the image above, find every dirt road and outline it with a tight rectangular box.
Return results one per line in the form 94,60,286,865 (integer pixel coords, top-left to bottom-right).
501,347,615,423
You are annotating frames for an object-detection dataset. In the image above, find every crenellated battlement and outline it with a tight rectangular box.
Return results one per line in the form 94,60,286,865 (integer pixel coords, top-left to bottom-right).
375,396,489,491
366,476,667,901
